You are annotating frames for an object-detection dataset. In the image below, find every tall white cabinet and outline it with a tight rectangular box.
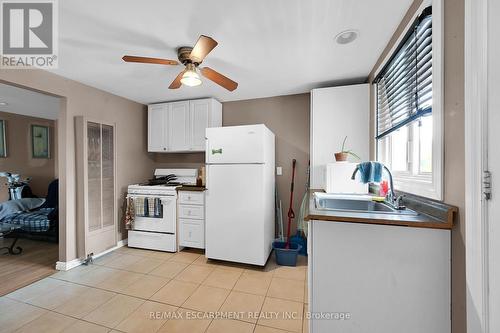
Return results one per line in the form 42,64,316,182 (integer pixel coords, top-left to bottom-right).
310,84,370,189
148,98,222,153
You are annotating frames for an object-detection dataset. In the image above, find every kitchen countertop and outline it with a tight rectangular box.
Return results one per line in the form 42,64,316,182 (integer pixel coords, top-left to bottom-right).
176,186,206,192
305,189,457,230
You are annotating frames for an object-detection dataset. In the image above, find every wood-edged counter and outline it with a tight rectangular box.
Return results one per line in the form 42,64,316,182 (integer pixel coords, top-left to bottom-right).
176,186,206,192
305,189,457,229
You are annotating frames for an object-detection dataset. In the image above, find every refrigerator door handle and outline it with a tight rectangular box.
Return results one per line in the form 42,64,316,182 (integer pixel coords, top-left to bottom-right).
205,166,209,197
205,138,209,164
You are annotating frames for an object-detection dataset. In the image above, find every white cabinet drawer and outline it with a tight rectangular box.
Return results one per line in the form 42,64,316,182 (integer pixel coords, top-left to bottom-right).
179,219,205,249
178,204,204,220
178,191,205,205
128,230,176,252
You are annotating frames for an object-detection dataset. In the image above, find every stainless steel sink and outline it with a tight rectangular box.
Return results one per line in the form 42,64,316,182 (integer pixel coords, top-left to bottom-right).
314,196,419,216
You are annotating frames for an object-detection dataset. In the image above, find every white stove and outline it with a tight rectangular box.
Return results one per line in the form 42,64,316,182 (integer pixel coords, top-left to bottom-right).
127,169,198,252
127,184,179,196
128,168,198,195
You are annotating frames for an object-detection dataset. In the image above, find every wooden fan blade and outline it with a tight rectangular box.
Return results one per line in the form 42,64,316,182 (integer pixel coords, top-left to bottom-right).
122,55,178,66
200,67,238,91
169,70,186,89
189,35,218,63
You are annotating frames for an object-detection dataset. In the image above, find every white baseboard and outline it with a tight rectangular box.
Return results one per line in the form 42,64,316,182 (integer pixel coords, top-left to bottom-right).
55,238,128,271
55,258,83,271
92,238,128,260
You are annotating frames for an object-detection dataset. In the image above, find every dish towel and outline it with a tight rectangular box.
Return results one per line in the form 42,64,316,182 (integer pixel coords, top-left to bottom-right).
135,197,145,216
143,198,149,216
147,198,156,217
356,161,383,183
125,197,135,230
154,198,162,217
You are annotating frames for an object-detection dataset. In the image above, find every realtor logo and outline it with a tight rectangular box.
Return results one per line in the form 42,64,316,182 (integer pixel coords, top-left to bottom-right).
1,0,58,68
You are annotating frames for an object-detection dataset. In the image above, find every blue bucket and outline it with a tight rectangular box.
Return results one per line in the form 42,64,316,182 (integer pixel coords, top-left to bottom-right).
272,241,302,266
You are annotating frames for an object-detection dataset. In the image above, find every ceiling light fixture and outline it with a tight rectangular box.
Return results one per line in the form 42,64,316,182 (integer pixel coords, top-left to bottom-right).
180,63,202,87
335,30,358,45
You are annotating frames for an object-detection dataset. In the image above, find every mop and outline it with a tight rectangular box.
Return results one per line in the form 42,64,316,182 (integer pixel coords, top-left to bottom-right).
290,161,309,255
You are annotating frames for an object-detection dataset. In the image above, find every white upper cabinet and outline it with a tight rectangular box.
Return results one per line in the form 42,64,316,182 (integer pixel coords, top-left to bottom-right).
190,99,212,151
310,84,370,189
148,104,168,152
148,98,222,153
169,101,191,151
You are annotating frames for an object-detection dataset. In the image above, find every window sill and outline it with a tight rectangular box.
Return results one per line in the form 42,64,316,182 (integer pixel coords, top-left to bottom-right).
393,176,442,200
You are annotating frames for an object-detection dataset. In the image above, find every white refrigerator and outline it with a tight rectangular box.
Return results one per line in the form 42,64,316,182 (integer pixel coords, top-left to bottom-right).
205,124,275,266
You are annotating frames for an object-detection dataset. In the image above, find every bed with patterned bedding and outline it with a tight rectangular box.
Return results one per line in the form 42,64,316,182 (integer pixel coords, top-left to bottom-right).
0,207,55,232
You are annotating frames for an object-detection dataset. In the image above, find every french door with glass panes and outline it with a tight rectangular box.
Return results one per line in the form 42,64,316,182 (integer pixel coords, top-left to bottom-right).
76,117,116,259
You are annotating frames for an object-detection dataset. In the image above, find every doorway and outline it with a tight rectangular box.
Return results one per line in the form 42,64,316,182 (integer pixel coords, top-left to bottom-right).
0,83,61,295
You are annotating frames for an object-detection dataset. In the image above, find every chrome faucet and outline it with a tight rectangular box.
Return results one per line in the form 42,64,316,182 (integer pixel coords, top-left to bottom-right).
351,163,405,210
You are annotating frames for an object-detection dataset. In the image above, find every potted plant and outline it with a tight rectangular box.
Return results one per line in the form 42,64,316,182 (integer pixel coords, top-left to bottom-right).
334,136,361,162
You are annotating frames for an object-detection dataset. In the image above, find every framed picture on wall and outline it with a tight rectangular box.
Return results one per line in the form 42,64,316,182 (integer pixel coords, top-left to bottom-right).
31,124,50,158
0,120,6,157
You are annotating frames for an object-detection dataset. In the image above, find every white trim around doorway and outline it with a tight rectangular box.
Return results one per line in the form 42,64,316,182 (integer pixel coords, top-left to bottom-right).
465,0,489,332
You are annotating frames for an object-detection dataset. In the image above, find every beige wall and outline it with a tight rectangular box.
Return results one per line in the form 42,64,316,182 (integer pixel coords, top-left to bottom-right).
223,94,310,234
153,93,311,234
0,69,156,262
0,112,56,201
443,0,466,331
368,0,466,331
0,67,309,261
153,152,205,169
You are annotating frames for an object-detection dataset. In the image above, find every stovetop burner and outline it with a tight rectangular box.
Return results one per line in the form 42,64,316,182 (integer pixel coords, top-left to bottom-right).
140,175,178,186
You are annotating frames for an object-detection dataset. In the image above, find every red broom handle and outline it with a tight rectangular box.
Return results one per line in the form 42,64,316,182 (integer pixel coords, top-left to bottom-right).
286,159,297,248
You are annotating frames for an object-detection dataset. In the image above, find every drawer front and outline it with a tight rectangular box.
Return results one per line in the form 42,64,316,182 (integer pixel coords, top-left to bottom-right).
178,191,205,205
179,219,204,248
128,230,176,252
178,204,204,220
134,216,174,233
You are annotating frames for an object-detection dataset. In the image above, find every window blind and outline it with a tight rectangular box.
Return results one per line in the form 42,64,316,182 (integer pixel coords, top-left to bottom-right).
375,7,432,139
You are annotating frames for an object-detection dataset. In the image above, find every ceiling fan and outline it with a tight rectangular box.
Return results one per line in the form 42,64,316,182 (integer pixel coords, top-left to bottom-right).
122,35,238,91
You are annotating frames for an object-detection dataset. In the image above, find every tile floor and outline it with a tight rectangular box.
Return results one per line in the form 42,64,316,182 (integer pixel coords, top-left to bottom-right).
0,247,309,333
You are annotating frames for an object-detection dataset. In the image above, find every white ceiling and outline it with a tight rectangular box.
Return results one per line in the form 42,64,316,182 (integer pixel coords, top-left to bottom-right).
51,0,413,104
0,83,60,120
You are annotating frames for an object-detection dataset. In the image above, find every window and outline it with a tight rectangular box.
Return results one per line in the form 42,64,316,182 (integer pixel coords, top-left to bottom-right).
375,5,443,199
